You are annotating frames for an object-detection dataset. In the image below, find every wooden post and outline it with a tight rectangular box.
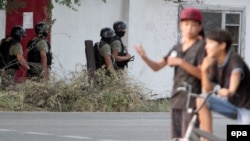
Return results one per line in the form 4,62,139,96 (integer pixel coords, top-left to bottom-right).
85,40,96,81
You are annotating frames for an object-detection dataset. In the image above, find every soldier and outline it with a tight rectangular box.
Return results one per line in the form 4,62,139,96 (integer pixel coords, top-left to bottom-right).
0,26,30,83
27,22,52,80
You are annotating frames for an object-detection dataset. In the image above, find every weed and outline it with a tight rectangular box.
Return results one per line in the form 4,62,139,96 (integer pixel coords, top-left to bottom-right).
0,67,170,112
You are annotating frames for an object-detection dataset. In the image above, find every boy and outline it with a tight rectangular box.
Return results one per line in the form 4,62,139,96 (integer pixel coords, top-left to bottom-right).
135,8,205,139
198,28,250,135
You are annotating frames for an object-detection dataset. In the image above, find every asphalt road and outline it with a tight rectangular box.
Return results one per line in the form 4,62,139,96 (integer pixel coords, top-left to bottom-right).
0,112,237,141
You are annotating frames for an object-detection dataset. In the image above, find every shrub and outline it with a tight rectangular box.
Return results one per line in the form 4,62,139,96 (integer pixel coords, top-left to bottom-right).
0,68,170,112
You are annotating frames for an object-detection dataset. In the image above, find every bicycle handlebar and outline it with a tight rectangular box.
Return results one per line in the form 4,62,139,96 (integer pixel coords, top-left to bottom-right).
177,82,221,114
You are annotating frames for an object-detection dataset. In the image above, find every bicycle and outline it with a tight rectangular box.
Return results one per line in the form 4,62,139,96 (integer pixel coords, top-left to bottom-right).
172,82,226,141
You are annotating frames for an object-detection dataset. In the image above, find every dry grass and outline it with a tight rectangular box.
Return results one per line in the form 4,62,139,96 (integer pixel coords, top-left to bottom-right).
0,68,170,112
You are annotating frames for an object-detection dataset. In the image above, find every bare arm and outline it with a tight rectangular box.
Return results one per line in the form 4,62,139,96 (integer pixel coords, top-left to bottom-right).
142,57,166,71
181,60,201,79
40,50,48,79
167,56,201,79
219,71,241,97
201,70,214,93
200,57,215,93
16,54,30,70
112,50,131,62
228,71,241,95
135,45,167,71
104,55,114,70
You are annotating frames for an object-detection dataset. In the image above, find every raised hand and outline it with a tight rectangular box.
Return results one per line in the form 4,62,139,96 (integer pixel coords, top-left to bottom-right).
134,44,147,59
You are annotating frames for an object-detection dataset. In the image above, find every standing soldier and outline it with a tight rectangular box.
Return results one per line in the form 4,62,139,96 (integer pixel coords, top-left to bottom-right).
0,26,30,84
27,21,52,80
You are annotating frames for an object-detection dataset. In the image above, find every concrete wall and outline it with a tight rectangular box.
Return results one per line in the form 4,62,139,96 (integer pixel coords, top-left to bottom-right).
0,10,6,38
51,0,250,98
204,0,250,65
127,0,179,98
51,0,129,78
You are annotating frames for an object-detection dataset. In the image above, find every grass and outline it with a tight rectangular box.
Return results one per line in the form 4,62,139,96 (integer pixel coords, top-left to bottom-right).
0,67,170,112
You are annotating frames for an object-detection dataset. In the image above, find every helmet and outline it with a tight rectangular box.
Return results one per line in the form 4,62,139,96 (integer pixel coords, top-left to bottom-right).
35,21,49,37
100,27,115,38
113,20,127,32
180,8,202,23
11,26,26,41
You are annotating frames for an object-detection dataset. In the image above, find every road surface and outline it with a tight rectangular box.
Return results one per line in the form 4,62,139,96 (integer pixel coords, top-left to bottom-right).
0,112,236,141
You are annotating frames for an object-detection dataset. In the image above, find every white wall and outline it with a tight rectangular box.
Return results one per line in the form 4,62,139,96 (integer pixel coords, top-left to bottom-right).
127,0,179,98
0,10,6,38
204,0,250,65
51,0,250,98
51,0,128,78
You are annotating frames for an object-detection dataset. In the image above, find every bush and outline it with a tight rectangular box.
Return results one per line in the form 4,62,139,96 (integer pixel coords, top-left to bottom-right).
0,68,170,112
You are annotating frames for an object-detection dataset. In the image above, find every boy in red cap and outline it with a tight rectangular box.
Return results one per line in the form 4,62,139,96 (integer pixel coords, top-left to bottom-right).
135,8,205,139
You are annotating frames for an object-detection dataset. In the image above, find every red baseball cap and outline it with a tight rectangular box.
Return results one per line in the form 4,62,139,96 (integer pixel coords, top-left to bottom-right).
180,8,203,23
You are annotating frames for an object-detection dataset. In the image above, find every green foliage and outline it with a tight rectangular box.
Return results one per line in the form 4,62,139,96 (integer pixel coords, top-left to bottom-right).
0,0,4,9
0,0,107,11
55,0,82,11
0,0,26,14
0,68,170,112
45,1,56,27
54,0,107,11
0,0,106,26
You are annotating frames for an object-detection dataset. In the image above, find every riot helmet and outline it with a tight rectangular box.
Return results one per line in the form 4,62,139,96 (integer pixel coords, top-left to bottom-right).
100,27,115,38
11,26,26,41
35,21,49,37
113,20,127,37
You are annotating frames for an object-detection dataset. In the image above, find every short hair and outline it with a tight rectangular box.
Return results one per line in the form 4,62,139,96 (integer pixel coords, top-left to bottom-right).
198,28,205,38
206,28,232,52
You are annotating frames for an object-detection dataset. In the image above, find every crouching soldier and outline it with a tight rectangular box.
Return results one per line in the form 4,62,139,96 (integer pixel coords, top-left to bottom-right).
94,27,116,74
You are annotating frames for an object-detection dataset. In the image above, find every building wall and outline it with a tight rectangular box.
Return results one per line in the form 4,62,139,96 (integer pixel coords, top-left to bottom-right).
0,10,6,38
127,0,179,98
51,0,129,78
204,0,250,64
51,0,250,98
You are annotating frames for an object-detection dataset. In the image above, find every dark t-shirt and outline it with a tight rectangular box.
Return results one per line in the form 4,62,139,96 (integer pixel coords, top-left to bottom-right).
164,40,206,109
209,51,250,110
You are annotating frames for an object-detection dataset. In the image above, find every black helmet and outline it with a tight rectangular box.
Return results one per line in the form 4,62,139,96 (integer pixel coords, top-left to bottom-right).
100,27,115,38
35,21,49,37
11,26,26,41
113,20,127,32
